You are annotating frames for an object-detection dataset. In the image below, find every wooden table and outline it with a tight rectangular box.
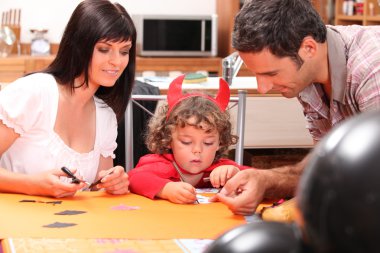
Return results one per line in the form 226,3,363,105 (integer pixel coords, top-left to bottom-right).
0,191,247,252
0,191,246,239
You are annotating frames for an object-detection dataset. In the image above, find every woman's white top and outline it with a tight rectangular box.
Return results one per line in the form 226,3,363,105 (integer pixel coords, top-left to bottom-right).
0,73,118,183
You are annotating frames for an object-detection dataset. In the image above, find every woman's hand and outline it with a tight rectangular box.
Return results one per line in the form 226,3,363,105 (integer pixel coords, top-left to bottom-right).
94,165,129,195
209,165,240,188
27,168,86,198
158,181,197,204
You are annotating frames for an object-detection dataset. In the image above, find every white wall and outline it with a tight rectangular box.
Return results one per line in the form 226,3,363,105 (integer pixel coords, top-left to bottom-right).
0,0,216,43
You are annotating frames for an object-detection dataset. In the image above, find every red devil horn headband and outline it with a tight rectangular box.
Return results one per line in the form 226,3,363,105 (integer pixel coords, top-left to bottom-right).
166,74,230,117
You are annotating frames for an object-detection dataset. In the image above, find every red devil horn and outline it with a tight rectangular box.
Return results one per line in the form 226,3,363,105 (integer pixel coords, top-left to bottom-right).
215,78,230,111
167,74,186,110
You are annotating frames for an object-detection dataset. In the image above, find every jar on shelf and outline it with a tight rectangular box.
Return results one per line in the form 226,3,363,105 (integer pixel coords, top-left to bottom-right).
30,29,50,56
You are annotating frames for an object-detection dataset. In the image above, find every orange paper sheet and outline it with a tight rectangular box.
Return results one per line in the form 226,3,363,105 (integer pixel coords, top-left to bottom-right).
0,191,246,239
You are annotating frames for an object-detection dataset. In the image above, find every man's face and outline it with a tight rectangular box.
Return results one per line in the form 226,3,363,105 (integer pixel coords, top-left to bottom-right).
239,49,314,98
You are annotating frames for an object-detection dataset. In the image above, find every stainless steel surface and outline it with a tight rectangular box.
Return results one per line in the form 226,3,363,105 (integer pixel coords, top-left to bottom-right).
0,26,15,57
125,99,134,171
222,51,243,85
235,90,246,165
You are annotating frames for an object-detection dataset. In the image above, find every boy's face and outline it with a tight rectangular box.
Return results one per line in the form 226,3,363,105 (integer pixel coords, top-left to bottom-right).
170,119,220,174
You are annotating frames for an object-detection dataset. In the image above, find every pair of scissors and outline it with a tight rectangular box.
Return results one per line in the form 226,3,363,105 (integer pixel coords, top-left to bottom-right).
61,167,114,189
172,161,200,204
61,167,90,186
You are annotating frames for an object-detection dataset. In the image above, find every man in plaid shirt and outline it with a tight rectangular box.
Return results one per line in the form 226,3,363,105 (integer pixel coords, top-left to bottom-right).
211,0,380,216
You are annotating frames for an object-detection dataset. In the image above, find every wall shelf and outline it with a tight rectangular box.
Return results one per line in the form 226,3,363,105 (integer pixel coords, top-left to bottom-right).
335,0,380,25
136,57,222,76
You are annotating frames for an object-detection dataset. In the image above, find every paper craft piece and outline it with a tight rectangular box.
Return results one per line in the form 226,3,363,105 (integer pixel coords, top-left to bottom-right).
45,201,63,205
103,250,136,253
3,238,186,253
196,188,219,194
94,238,182,252
19,199,37,203
175,239,214,253
43,222,77,228
196,195,211,204
111,204,140,211
19,199,62,205
54,210,87,215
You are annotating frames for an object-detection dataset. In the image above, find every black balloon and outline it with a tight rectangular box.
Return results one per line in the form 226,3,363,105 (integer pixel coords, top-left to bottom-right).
298,110,380,253
204,221,304,253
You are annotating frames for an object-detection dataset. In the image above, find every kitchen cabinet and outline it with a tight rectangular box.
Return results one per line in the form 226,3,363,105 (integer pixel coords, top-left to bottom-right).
0,55,55,83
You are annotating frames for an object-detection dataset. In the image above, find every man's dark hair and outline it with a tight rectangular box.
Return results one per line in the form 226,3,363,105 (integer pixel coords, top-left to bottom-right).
233,0,326,67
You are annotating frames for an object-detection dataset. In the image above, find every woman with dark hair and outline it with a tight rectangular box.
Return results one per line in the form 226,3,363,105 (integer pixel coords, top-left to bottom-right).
0,0,136,198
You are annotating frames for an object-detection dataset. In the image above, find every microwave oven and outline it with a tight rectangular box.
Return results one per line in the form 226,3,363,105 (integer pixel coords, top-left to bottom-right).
133,14,218,57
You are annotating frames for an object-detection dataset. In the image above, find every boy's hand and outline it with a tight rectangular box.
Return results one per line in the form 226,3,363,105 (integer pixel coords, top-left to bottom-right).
209,165,240,188
158,182,197,204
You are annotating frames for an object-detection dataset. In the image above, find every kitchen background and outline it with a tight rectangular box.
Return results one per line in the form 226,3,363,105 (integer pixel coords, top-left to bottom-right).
0,0,311,168
0,0,217,44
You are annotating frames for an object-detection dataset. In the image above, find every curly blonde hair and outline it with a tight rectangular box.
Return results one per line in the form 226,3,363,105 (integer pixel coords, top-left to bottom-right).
145,95,238,162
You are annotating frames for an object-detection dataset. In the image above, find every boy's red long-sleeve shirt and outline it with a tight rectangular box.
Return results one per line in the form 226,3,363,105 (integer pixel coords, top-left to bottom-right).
128,153,251,199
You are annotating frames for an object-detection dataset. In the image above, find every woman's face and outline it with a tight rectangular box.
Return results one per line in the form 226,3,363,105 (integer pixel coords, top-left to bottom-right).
88,39,132,88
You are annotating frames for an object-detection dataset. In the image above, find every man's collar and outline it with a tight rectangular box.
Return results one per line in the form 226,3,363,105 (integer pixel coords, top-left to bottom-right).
326,26,348,104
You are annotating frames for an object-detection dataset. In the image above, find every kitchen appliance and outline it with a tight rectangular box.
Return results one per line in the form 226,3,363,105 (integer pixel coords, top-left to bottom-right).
133,14,217,57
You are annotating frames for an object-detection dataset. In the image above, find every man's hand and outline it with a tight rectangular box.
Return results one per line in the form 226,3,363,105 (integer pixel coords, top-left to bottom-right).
209,158,304,216
209,169,265,216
